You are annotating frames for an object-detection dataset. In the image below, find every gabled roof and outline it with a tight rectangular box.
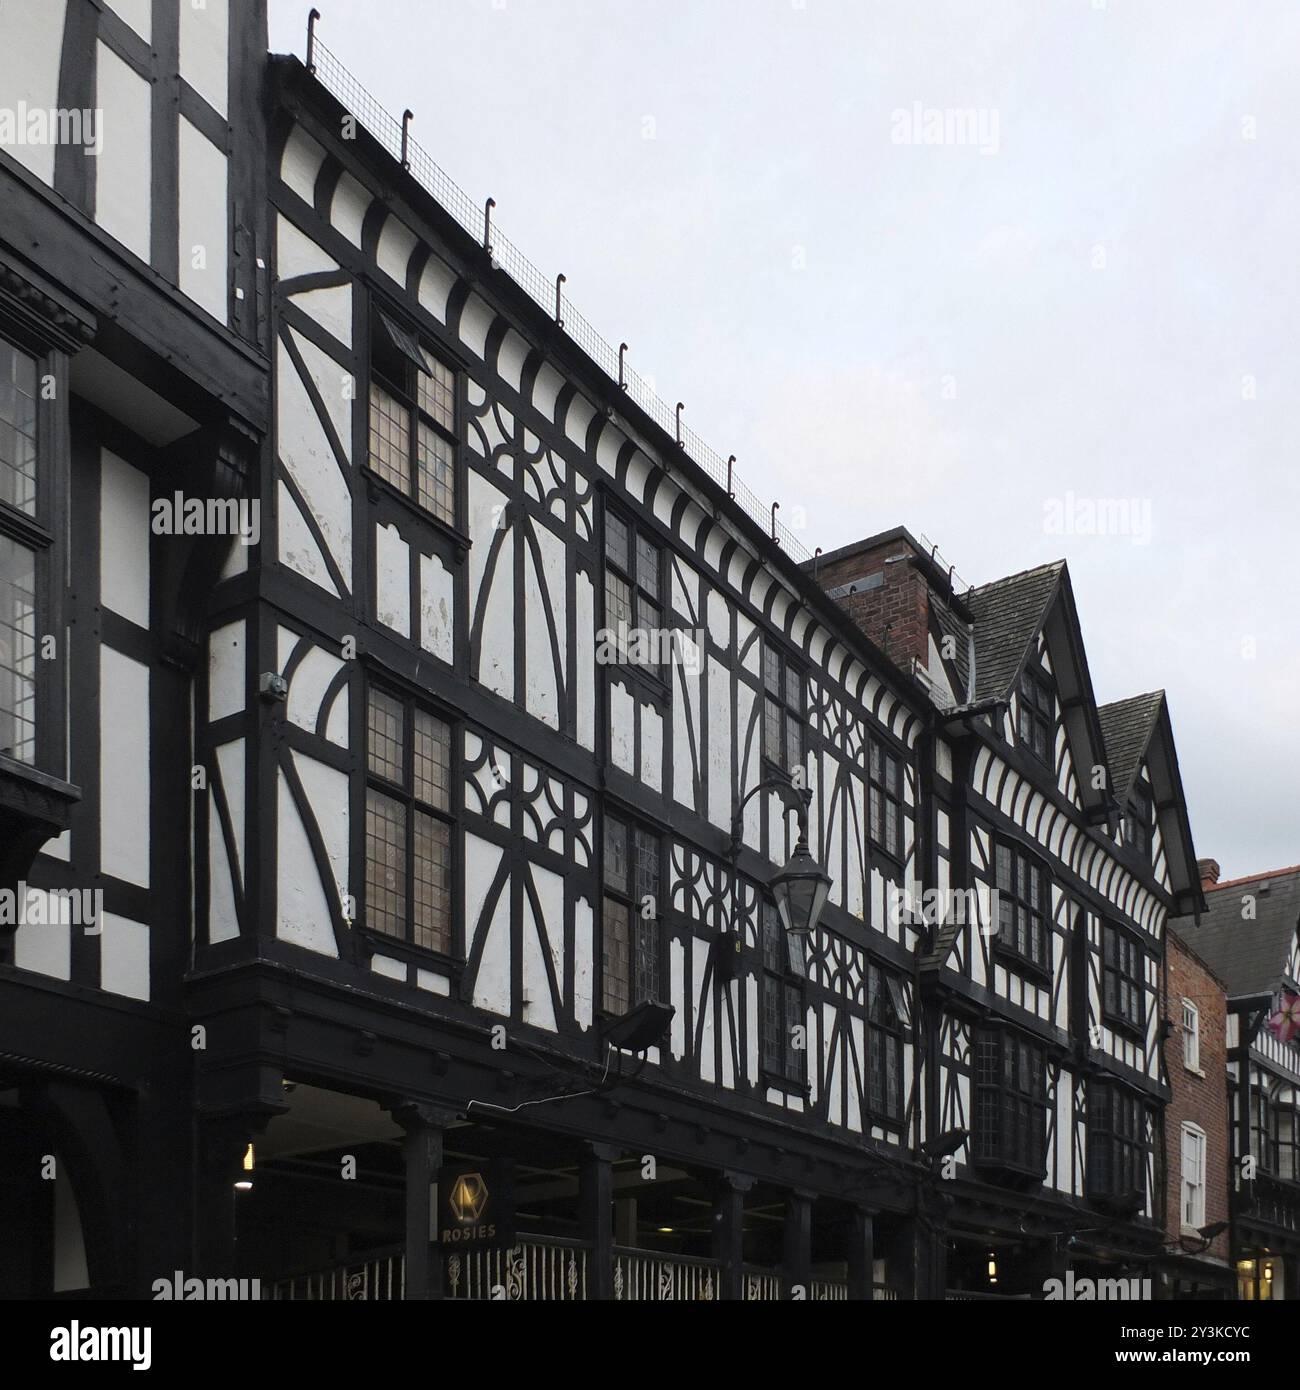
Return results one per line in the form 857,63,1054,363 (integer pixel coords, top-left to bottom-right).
1097,692,1165,802
966,562,1064,703
1172,866,1300,999
964,560,1111,821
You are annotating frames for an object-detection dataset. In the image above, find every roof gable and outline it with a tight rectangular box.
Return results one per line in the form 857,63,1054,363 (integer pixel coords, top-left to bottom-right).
966,561,1109,817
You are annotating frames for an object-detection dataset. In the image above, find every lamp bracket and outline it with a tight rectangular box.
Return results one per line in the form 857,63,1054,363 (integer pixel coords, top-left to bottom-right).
728,775,811,860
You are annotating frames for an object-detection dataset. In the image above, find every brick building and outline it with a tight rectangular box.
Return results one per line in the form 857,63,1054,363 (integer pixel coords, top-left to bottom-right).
1158,917,1233,1297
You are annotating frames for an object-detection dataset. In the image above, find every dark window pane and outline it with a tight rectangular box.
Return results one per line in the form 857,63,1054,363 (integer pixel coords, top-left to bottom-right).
605,512,629,571
635,533,659,598
0,340,38,516
412,812,451,953
365,789,407,939
0,535,36,763
633,827,659,906
785,667,801,711
417,351,455,431
369,383,410,493
368,689,405,783
762,975,782,1072
764,647,781,695
634,915,660,1003
413,709,451,810
604,816,628,892
602,897,630,1016
416,421,456,524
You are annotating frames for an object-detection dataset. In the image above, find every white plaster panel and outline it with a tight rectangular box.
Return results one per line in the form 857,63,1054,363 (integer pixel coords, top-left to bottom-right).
100,449,150,628
100,648,150,887
99,913,150,1001
178,118,229,323
179,0,228,117
95,42,152,262
0,0,68,183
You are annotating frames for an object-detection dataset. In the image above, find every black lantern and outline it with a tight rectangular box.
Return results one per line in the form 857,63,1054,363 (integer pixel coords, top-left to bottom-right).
769,836,832,937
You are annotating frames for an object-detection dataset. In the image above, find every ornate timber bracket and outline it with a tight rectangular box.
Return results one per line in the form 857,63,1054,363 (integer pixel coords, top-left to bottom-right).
154,416,260,672
0,756,81,906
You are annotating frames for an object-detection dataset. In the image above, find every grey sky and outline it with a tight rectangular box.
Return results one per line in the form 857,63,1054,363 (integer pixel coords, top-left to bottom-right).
268,0,1300,881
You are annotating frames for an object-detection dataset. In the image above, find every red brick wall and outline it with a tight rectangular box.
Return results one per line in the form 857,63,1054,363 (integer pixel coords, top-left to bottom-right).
816,543,930,675
1162,933,1230,1262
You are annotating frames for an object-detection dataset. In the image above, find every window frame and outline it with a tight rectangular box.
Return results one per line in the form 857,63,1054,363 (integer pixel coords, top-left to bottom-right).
761,642,805,777
868,737,905,864
1181,997,1200,1072
1271,1090,1300,1182
1180,1122,1207,1230
759,897,807,1088
600,808,664,1017
1102,921,1146,1036
1087,1080,1147,1210
866,962,905,1123
1016,660,1055,765
602,503,668,685
992,836,1051,977
361,682,458,960
0,327,60,773
972,1025,1049,1179
1124,777,1153,857
365,299,462,532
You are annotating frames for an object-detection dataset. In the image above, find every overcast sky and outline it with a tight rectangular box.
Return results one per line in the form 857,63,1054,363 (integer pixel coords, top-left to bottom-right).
268,1,1300,882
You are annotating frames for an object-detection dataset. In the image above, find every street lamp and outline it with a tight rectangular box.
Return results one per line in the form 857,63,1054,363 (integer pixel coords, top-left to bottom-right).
729,775,833,938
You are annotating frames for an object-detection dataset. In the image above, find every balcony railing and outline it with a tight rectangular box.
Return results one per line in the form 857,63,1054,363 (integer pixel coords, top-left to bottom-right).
266,1240,824,1301
615,1247,722,1300
447,1238,588,1301
302,32,812,561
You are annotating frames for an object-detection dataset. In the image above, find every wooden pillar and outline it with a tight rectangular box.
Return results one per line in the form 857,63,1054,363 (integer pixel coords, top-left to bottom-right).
782,1189,814,1298
847,1208,875,1300
580,1143,619,1300
390,1102,456,1300
712,1171,754,1300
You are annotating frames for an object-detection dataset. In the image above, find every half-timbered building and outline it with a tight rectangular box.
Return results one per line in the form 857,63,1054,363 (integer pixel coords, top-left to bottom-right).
1174,861,1300,1300
0,3,1209,1302
811,533,1204,1297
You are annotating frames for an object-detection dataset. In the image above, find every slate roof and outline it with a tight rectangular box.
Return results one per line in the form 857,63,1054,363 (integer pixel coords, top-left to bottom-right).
965,562,1064,702
1171,865,1300,998
1097,692,1165,801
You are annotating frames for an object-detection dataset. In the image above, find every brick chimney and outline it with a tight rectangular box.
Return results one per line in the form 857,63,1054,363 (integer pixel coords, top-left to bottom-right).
1198,858,1221,890
806,527,967,686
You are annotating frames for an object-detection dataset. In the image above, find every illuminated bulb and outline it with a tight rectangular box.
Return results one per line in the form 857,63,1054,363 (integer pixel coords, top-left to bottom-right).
987,1252,998,1284
234,1142,255,1190
243,1143,255,1172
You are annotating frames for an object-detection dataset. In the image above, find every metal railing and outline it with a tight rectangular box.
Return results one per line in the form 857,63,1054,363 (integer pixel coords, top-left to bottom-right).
302,28,812,561
873,1283,899,1300
810,1279,849,1300
614,1247,722,1301
447,1238,588,1301
268,1247,404,1300
743,1266,784,1301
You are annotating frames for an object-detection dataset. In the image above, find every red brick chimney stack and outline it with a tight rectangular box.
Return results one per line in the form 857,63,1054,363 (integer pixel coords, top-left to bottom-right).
1197,858,1221,890
811,531,933,675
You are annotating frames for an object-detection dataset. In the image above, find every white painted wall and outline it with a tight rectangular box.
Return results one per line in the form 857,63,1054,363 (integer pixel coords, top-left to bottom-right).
0,0,68,184
100,647,150,888
95,41,153,263
99,912,150,1001
100,449,150,628
178,118,229,323
178,0,228,117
